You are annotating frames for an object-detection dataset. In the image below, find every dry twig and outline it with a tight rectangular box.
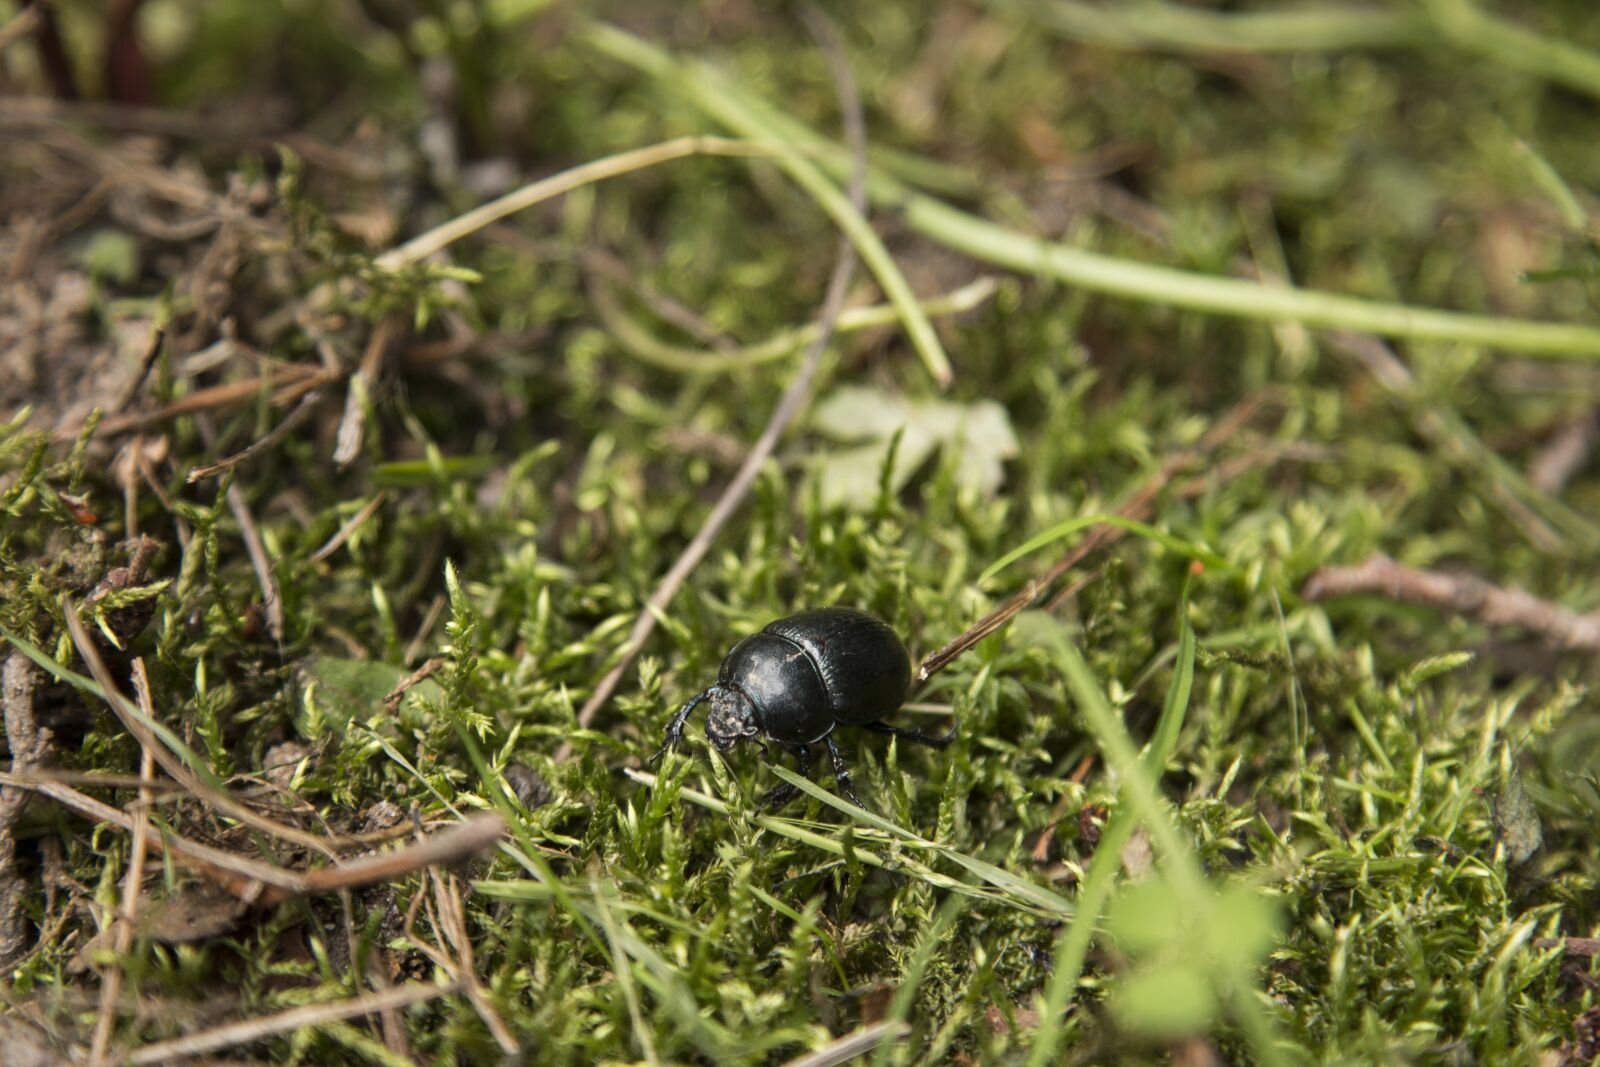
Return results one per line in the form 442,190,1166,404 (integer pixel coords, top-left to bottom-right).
86,746,155,1065
561,7,872,754
215,444,286,643
0,770,505,908
63,618,333,854
308,491,389,564
917,396,1270,682
778,1021,912,1067
1528,409,1598,496
77,365,334,441
122,979,459,1065
401,860,519,1056
383,656,446,712
333,315,402,467
1302,553,1600,650
0,652,50,970
113,326,166,414
185,387,325,482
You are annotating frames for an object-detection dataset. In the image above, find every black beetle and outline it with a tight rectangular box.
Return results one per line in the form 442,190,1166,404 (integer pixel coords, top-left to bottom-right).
653,607,953,807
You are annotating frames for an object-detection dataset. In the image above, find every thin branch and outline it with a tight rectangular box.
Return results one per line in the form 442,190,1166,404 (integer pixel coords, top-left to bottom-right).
333,315,402,467
0,769,304,899
375,136,789,270
561,7,872,753
225,472,285,644
918,396,1270,682
63,615,333,854
123,979,459,1065
1042,564,1108,614
1302,552,1600,650
425,868,519,1055
383,657,446,712
779,1022,912,1067
75,366,334,441
87,746,155,1065
186,387,325,482
1528,409,1597,496
308,491,389,563
0,770,505,907
113,326,166,414
0,4,42,54
0,652,49,970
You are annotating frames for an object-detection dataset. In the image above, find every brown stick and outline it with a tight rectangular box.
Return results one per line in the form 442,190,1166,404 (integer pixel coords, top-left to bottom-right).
383,657,447,712
225,475,286,643
1527,409,1598,496
185,387,325,482
1302,553,1600,650
917,396,1270,682
123,979,459,1065
76,366,333,441
309,491,389,564
0,652,50,970
1534,936,1600,958
64,618,335,855
0,770,505,907
113,326,167,414
333,315,402,467
87,746,155,1065
0,4,41,54
560,10,871,755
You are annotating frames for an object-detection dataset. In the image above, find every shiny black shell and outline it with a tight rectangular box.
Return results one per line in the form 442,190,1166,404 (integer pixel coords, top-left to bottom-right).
717,607,912,745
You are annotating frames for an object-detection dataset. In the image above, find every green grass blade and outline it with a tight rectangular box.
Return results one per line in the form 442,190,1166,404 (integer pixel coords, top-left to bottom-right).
584,23,1600,360
767,764,1075,920
1026,581,1197,1067
582,21,954,388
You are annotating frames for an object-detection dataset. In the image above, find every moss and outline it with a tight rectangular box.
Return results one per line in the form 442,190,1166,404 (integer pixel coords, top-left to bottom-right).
1,2,1597,1063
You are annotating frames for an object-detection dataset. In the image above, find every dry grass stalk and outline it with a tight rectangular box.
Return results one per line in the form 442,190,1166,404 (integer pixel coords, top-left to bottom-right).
0,769,506,908
0,652,50,970
122,979,460,1065
918,395,1272,683
63,617,337,855
563,3,871,754
1302,552,1600,650
86,746,155,1065
308,491,389,563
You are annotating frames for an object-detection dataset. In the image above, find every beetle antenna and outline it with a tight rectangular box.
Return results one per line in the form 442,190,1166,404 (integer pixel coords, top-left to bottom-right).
650,689,711,765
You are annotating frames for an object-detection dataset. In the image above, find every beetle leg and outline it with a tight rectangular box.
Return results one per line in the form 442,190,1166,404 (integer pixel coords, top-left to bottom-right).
862,720,957,749
761,744,811,809
650,691,709,765
823,735,863,809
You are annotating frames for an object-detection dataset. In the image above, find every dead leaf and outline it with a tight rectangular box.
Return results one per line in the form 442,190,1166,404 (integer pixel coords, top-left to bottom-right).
811,386,1018,509
1492,772,1544,867
1121,826,1153,881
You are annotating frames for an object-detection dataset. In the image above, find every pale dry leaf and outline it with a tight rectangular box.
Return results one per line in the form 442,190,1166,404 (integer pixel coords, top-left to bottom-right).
810,385,1017,508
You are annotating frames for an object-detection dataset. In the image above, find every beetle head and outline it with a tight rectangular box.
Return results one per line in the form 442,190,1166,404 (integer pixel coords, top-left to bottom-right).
704,686,759,751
